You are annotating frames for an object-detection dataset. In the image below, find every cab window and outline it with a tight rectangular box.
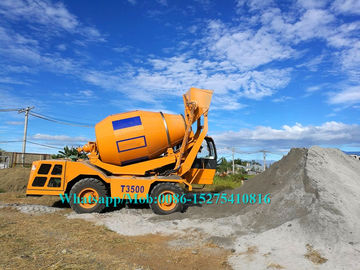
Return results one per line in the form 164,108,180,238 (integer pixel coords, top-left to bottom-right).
197,139,215,159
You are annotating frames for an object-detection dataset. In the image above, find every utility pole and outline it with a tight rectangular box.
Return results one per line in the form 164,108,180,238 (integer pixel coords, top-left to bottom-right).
260,150,269,171
263,151,266,171
232,147,235,174
20,107,34,167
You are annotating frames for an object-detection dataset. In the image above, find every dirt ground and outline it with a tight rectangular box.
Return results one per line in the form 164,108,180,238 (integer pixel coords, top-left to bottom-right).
0,167,232,270
1,146,359,269
0,192,231,270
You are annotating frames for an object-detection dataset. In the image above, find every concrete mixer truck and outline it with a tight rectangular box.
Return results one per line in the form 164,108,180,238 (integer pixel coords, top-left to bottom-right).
26,88,217,215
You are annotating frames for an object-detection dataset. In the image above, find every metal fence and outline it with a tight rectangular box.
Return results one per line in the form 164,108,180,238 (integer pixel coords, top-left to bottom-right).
0,152,52,168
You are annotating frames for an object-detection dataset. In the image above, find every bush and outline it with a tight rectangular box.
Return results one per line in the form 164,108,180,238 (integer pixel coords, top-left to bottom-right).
210,173,246,192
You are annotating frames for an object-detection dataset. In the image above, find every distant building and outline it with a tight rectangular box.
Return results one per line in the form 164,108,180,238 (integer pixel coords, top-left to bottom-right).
234,163,264,174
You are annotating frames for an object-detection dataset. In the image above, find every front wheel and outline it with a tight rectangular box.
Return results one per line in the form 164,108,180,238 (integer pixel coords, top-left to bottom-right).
69,178,108,213
149,183,184,215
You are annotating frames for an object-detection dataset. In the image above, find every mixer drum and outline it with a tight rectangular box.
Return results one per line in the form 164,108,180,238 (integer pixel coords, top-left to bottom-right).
95,111,186,166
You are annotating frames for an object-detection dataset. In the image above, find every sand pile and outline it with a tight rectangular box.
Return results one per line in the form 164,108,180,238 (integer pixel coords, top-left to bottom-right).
181,146,360,238
182,147,313,223
0,167,30,192
136,146,360,268
69,146,360,268
223,146,360,269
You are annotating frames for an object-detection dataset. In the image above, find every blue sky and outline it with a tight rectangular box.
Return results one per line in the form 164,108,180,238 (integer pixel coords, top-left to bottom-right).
0,0,359,161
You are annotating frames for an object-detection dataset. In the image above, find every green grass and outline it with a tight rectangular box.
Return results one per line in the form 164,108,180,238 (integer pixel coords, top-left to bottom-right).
203,174,254,192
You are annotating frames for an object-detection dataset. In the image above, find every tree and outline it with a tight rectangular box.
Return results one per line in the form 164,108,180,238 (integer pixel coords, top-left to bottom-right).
216,157,231,173
52,146,88,161
251,159,261,166
234,158,247,166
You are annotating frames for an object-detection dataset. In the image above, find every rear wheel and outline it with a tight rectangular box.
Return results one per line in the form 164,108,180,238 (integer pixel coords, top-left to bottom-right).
149,183,184,215
69,178,108,213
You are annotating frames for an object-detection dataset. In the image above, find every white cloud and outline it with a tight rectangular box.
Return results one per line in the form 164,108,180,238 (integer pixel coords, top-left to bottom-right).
305,84,329,93
0,26,40,63
213,121,360,151
5,121,23,125
79,90,94,97
211,95,247,111
306,86,321,92
0,0,358,114
272,96,293,103
0,89,41,108
113,46,131,53
234,2,359,81
0,0,78,30
83,1,355,109
332,0,360,15
0,77,29,85
78,52,291,108
54,90,98,105
297,0,329,9
32,133,89,142
0,0,104,41
235,2,337,47
229,1,360,110
236,0,275,12
296,54,325,72
206,20,294,71
156,0,168,6
0,25,80,74
328,86,360,105
56,44,67,51
260,8,336,44
338,44,360,80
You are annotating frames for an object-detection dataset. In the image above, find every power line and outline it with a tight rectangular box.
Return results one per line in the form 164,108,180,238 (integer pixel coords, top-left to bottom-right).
0,108,88,154
0,140,65,150
224,146,285,156
27,141,63,150
29,111,94,128
222,146,287,171
0,107,34,165
1,108,94,127
0,108,24,112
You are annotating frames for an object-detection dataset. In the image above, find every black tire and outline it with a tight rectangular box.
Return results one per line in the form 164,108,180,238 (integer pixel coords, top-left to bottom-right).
69,178,108,214
149,183,184,215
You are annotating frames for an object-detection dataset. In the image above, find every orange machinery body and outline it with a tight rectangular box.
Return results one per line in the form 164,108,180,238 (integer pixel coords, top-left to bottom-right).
26,160,194,198
96,111,186,166
26,88,216,199
26,159,216,199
